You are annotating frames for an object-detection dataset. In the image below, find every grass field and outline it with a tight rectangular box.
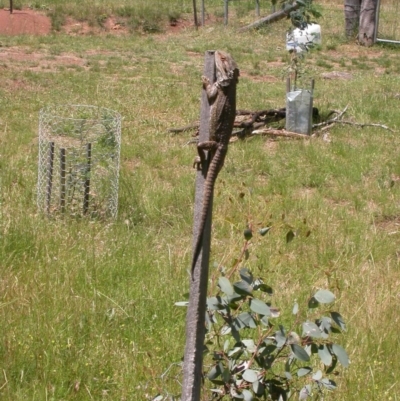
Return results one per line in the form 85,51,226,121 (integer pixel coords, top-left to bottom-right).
1,0,400,400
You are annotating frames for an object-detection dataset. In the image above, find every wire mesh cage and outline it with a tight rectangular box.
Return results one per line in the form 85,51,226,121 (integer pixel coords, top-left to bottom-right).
37,105,121,219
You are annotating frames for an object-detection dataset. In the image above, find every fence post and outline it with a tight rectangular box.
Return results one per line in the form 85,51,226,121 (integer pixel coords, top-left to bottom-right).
181,50,216,401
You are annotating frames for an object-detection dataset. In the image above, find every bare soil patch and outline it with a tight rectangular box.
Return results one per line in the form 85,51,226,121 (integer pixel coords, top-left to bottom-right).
0,8,51,35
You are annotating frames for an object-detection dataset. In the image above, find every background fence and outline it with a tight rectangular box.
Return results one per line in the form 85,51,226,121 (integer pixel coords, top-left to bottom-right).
375,0,400,44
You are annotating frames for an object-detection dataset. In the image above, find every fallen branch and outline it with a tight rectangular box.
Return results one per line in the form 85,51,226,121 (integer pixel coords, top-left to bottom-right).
238,1,299,32
313,105,395,132
252,128,309,139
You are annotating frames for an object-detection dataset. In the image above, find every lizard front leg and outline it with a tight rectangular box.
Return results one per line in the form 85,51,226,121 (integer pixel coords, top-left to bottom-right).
193,140,218,170
202,76,219,100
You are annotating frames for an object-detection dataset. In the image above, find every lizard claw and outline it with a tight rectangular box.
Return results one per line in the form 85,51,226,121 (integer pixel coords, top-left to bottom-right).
193,156,202,170
202,75,210,87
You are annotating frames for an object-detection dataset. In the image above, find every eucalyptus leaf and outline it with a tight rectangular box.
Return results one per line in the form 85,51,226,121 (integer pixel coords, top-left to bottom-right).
259,227,271,236
242,339,257,353
244,228,253,240
286,229,295,243
302,321,322,338
257,283,274,295
242,369,259,383
275,330,286,348
291,344,310,362
250,298,271,316
222,368,231,383
207,297,222,311
239,268,253,284
207,364,222,380
297,367,312,377
223,339,230,353
318,344,332,366
174,301,189,307
284,371,292,380
299,385,311,400
318,316,332,334
233,280,253,296
242,389,253,401
221,325,232,335
308,296,319,308
219,277,234,296
314,289,335,304
320,378,337,390
253,379,265,396
233,312,256,330
332,344,349,367
312,369,322,381
331,311,347,331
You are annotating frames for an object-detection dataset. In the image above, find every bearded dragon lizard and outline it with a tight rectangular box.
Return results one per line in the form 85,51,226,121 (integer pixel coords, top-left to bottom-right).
191,50,239,278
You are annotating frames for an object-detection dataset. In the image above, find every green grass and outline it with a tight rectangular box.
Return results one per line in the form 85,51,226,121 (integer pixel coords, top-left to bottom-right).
1,0,400,400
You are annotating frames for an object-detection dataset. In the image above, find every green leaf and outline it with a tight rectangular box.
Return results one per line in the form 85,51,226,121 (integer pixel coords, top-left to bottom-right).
299,384,311,400
228,346,242,357
253,380,265,396
255,283,273,295
259,227,271,236
320,378,337,390
239,268,253,284
244,228,253,240
302,321,322,338
318,316,332,333
275,330,286,348
218,277,234,296
207,297,222,311
312,370,322,381
291,344,310,361
318,344,332,366
174,301,188,307
233,280,253,296
286,229,295,243
242,369,259,383
221,325,231,335
242,389,253,401
223,339,230,353
297,367,312,377
308,296,319,308
250,298,271,316
331,311,346,331
332,344,349,367
242,339,257,353
222,368,231,383
233,312,256,330
314,289,335,304
207,364,222,380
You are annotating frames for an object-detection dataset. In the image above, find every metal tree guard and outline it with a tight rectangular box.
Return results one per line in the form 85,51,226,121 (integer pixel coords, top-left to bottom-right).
37,105,121,218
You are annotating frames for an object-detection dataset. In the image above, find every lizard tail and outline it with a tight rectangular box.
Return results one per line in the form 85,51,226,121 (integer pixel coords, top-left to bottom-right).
191,152,223,278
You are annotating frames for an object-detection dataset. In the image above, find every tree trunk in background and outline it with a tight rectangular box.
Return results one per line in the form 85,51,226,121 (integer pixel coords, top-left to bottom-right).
359,0,378,46
344,0,361,38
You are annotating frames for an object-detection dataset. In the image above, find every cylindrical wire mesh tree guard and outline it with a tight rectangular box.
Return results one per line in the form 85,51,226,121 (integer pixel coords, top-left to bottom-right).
37,105,121,218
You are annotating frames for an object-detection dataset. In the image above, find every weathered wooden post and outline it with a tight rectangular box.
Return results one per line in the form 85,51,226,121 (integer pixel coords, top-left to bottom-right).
224,0,229,25
181,51,216,401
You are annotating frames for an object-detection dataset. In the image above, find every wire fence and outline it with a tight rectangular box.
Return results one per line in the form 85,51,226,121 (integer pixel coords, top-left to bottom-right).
37,105,121,219
375,0,400,43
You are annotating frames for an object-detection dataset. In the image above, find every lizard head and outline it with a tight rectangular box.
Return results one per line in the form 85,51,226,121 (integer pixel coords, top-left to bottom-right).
215,50,239,87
